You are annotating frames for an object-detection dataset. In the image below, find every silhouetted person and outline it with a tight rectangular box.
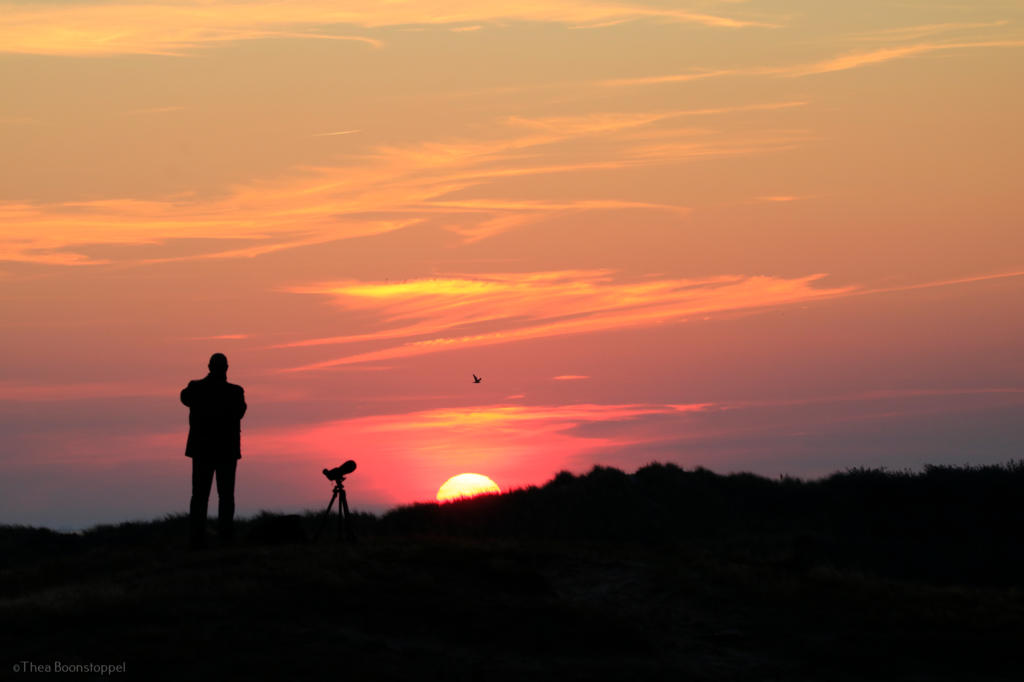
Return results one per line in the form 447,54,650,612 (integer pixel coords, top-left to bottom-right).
182,353,246,548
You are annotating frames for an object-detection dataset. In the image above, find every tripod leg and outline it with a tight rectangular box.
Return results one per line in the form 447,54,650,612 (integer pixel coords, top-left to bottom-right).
339,489,356,543
314,490,338,542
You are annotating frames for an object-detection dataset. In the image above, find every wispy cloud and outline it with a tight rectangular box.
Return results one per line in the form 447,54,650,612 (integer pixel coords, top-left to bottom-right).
188,333,249,340
850,21,1011,43
367,402,710,431
506,110,691,134
756,195,801,202
726,386,1024,411
600,68,769,87
0,198,416,265
0,1,767,56
253,400,712,501
601,38,1024,86
787,40,1024,77
554,375,590,381
312,129,361,137
276,268,1024,371
2,102,798,264
278,270,854,370
569,18,634,31
863,270,1024,295
247,385,1024,505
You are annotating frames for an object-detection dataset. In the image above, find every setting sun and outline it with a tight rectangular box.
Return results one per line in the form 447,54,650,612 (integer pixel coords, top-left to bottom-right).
436,474,501,503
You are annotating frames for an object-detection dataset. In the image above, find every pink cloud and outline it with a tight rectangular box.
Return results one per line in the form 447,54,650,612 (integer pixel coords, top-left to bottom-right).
280,270,854,370
249,401,711,504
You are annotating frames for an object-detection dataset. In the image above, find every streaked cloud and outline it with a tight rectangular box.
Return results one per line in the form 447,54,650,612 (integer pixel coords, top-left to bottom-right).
312,130,361,137
188,333,249,340
756,195,801,202
280,271,854,370
279,268,1024,372
601,38,1024,86
863,270,1024,296
726,387,1024,411
0,197,417,265
506,110,690,135
2,101,799,264
850,21,1011,43
554,375,590,381
363,402,709,431
253,401,712,502
600,68,769,87
0,1,767,56
788,40,1024,77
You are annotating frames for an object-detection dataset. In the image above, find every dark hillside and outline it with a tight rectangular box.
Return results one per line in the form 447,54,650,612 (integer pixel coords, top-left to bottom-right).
375,461,1024,587
2,462,1022,681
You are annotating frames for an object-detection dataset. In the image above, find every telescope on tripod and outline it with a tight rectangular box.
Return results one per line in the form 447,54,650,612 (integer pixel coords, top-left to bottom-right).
314,460,357,542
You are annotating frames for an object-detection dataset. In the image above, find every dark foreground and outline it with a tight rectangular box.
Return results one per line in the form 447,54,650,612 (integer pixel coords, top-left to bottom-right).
2,463,1023,680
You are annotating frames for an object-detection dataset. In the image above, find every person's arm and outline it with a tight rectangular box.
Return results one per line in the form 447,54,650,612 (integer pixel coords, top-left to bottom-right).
238,388,247,420
180,381,195,407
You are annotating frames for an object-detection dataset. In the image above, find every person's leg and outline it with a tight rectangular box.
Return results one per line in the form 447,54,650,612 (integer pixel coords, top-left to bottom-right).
215,458,238,543
190,457,215,548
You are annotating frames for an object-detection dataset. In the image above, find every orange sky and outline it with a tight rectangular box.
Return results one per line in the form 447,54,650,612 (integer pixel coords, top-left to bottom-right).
1,1,1022,528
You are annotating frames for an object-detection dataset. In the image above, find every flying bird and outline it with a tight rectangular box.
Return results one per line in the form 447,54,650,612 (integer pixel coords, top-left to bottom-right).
473,374,482,384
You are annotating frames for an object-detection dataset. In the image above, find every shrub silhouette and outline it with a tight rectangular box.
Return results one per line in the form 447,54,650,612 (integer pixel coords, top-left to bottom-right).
373,460,1024,587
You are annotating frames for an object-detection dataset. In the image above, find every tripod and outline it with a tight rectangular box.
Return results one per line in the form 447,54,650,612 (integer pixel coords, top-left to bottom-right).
315,476,356,543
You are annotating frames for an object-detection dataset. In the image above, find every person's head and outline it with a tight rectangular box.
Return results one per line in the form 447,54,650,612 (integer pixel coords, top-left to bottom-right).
208,353,228,376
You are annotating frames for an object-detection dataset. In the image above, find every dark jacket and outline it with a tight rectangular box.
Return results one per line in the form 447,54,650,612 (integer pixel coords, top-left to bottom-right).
181,375,246,460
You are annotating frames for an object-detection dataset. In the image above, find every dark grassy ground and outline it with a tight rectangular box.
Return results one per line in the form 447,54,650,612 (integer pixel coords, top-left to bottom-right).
2,462,1023,680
